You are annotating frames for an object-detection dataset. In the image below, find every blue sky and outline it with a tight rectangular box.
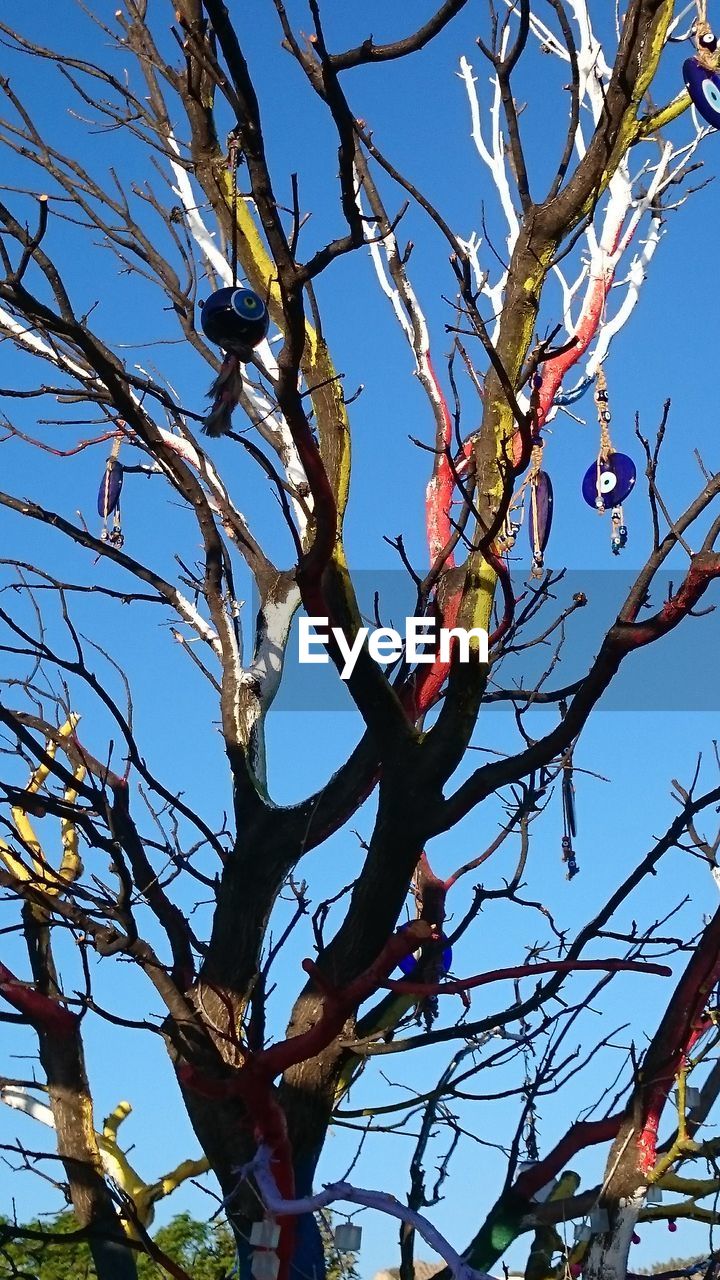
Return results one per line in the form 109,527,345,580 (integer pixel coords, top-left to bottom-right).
2,3,720,1277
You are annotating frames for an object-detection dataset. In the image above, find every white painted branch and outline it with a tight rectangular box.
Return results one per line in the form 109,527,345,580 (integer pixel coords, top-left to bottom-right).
355,174,453,484
500,2,570,60
166,133,232,285
242,1145,493,1280
0,1086,54,1128
590,218,663,373
0,307,95,384
458,53,519,255
237,583,302,781
585,1191,644,1280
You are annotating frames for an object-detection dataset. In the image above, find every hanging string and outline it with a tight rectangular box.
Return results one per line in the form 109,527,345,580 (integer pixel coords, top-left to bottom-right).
229,131,240,289
694,0,719,65
593,366,627,554
594,367,612,468
528,443,546,579
503,371,548,564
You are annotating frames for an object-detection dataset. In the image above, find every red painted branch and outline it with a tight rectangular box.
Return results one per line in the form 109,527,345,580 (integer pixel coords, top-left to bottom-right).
410,587,461,716
382,956,672,997
425,355,455,565
515,1114,624,1200
636,903,720,1172
0,960,77,1037
618,553,720,651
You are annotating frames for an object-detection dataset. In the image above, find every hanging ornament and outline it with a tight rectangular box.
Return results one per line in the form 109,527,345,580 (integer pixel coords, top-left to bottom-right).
683,11,720,129
97,437,124,548
334,1224,362,1252
198,134,270,437
581,455,636,512
200,287,270,355
562,756,577,842
200,287,270,437
528,461,553,578
397,923,452,976
518,371,554,577
582,367,635,555
560,700,579,880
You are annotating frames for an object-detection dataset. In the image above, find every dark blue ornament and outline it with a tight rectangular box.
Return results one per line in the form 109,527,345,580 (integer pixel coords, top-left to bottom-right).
528,471,553,559
582,453,636,511
397,924,452,977
97,458,123,519
200,287,269,356
683,56,720,129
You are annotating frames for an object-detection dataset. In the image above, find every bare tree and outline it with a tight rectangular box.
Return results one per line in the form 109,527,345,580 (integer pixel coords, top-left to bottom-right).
1,4,720,1280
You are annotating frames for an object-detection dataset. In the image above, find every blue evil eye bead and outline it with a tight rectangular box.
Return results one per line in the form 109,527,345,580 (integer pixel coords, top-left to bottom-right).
199,286,270,355
97,458,123,518
528,471,553,556
397,924,452,976
582,453,636,511
683,56,720,129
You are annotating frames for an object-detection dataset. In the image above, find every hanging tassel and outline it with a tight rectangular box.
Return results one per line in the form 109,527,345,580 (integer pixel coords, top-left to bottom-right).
525,438,553,579
98,438,125,548
560,701,579,880
203,351,245,437
562,757,577,841
611,505,628,556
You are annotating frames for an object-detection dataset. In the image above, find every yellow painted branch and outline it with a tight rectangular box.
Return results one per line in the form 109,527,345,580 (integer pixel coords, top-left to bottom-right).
220,177,351,524
59,764,86,885
103,1099,133,1141
158,1155,210,1198
97,1133,148,1207
658,1170,720,1197
0,837,33,883
637,89,691,138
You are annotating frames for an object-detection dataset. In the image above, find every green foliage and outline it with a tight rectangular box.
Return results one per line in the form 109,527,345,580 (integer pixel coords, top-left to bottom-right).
137,1211,236,1278
0,1212,93,1280
0,1210,235,1279
0,1210,360,1280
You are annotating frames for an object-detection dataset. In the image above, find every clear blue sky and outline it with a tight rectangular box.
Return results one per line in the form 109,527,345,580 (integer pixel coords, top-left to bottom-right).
1,4,720,1277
